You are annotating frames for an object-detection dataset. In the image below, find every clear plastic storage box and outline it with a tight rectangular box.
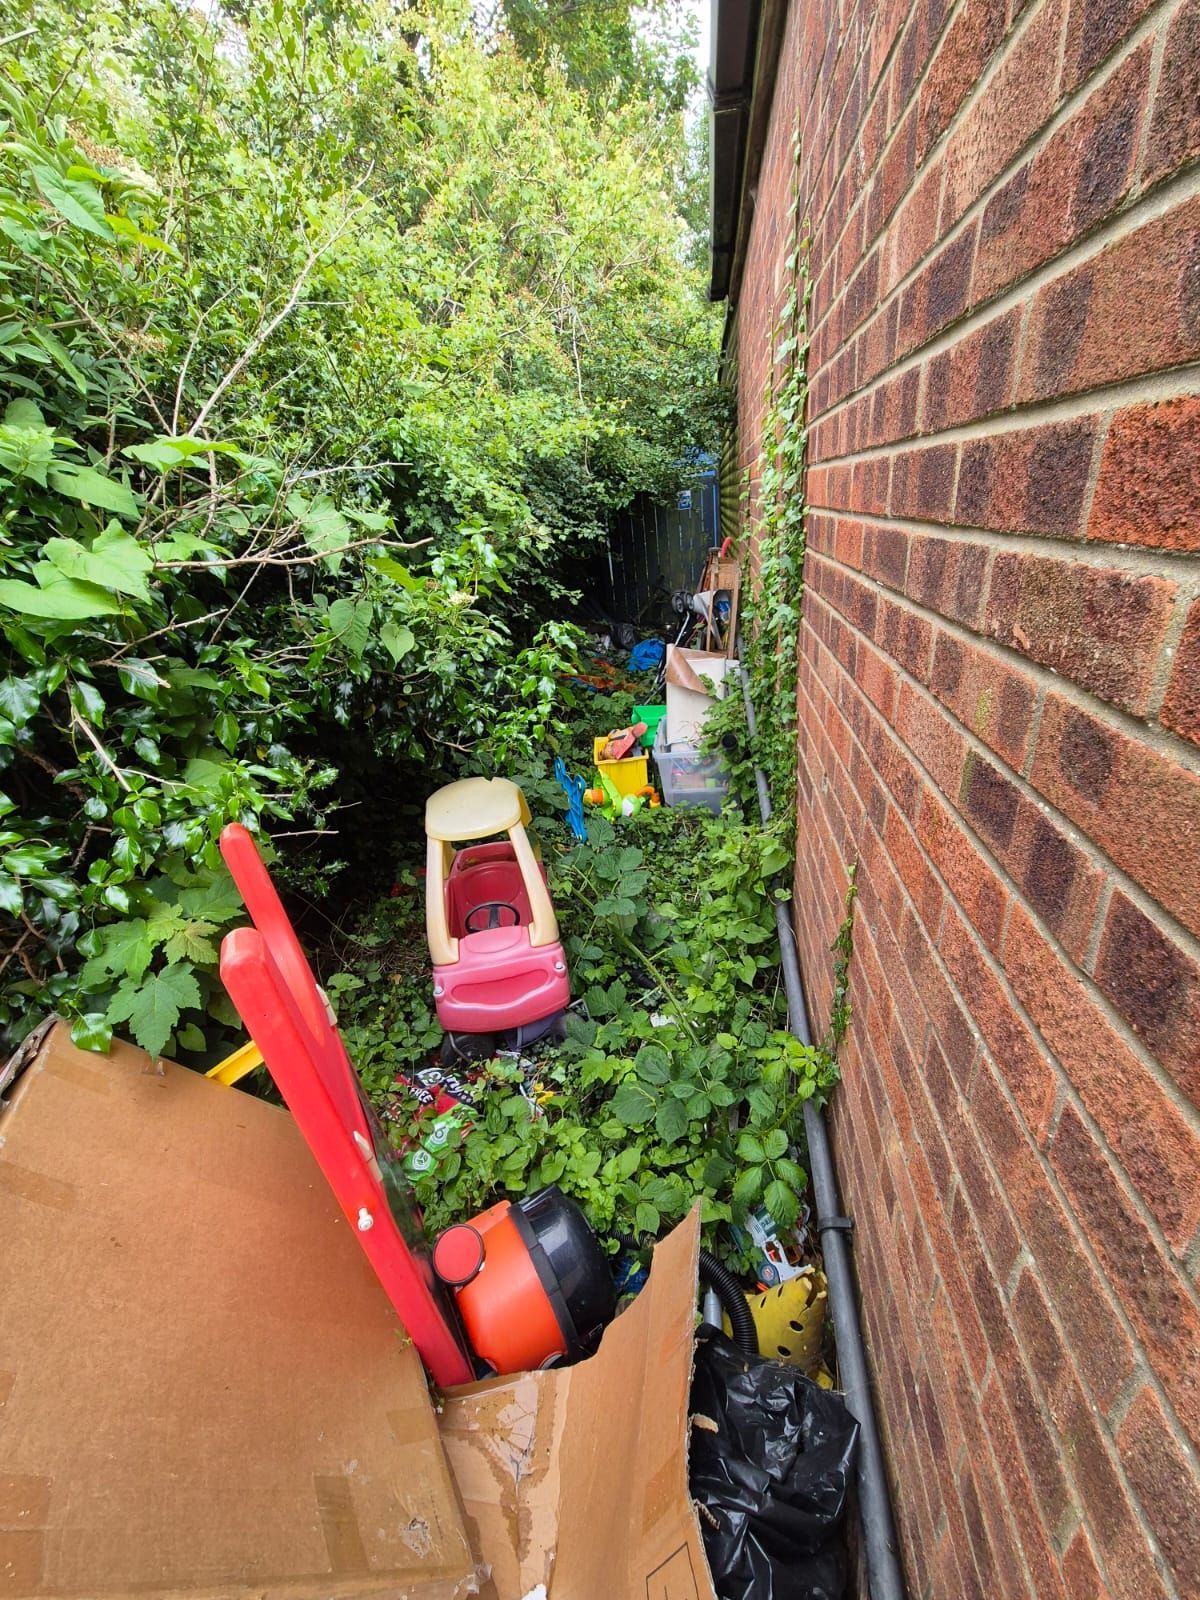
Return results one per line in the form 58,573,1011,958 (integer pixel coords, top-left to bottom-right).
652,722,730,812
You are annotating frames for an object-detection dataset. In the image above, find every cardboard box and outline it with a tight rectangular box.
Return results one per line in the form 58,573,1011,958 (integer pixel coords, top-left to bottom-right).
0,1023,714,1600
664,647,737,746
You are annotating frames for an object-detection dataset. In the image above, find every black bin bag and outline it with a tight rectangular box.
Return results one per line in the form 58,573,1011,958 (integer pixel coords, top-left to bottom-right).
689,1325,860,1600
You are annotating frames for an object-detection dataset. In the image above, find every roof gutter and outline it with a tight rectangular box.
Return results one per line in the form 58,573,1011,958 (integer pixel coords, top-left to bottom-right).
707,0,789,307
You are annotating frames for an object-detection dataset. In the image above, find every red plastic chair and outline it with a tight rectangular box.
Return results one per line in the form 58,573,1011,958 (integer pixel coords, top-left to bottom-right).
218,823,474,1387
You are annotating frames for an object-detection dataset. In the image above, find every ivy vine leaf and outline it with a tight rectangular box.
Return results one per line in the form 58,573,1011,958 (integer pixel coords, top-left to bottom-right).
68,678,105,725
0,675,40,727
106,965,201,1058
47,464,139,519
610,1079,655,1127
44,525,152,600
70,1012,113,1053
27,162,114,240
759,839,791,876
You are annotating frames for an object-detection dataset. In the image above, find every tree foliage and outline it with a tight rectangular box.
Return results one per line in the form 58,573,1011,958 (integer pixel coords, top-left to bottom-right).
0,0,720,1057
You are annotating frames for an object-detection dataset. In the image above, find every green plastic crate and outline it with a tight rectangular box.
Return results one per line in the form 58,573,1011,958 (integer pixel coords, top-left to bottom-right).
633,704,666,749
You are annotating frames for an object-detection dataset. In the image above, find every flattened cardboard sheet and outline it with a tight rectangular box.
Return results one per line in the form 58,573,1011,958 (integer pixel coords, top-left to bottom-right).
664,647,737,746
0,1023,478,1600
440,1210,716,1600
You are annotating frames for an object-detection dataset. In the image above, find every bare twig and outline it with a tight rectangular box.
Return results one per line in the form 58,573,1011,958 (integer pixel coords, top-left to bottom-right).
157,535,431,570
71,714,131,792
189,182,372,435
171,288,234,434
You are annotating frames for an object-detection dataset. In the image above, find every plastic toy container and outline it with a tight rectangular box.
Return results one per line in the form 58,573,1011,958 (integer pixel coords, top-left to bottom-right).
593,736,649,796
632,704,667,749
652,722,729,813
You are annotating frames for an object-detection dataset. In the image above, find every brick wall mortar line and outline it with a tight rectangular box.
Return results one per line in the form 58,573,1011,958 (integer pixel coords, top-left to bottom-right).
805,0,884,196
1109,1372,1153,1435
797,616,1198,1551
1043,1079,1070,1145
807,505,1200,601
1077,408,1114,536
811,359,1200,462
1144,593,1196,721
1022,686,1048,782
1005,1246,1036,1300
810,869,1065,1592
810,161,1200,437
804,580,1200,1152
1131,4,1173,191
1082,879,1117,979
800,0,870,146
795,644,1186,1595
803,6,896,245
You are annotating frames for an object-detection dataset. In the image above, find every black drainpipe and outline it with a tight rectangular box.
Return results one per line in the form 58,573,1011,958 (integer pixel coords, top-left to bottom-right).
739,660,907,1600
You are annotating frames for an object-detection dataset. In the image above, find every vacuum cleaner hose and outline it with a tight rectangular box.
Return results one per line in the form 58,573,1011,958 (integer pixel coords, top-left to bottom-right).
699,1249,758,1357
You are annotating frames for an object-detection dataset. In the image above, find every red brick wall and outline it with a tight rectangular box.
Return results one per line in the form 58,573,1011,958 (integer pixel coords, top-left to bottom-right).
731,1,1200,1595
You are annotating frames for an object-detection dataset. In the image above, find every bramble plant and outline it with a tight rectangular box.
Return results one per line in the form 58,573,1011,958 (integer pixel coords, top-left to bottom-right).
323,774,854,1264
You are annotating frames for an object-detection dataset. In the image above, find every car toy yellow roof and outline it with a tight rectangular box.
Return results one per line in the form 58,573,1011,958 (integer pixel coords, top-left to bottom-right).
424,777,533,843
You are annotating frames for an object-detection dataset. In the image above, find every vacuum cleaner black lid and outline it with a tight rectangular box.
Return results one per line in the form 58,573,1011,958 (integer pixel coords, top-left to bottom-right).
513,1185,616,1358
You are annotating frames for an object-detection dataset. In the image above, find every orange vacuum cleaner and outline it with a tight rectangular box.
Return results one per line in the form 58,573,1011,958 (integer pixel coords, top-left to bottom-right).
433,1185,615,1374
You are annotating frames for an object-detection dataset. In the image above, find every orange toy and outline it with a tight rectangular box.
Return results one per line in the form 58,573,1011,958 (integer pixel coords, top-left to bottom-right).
599,721,648,762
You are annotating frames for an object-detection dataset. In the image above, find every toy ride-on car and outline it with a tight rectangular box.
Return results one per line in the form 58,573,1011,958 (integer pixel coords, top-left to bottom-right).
425,777,570,1062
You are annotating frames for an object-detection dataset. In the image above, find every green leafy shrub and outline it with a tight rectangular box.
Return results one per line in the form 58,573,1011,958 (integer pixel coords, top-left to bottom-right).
0,0,720,1056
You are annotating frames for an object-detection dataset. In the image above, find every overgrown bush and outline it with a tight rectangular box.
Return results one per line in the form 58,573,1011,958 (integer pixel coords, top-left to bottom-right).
0,0,721,1056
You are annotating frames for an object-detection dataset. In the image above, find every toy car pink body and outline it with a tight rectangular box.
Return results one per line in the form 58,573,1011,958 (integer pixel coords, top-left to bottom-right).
425,780,570,1038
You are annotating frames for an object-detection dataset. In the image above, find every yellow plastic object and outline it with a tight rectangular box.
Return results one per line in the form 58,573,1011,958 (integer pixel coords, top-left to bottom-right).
206,1040,263,1086
425,777,531,843
592,737,649,797
723,1269,829,1373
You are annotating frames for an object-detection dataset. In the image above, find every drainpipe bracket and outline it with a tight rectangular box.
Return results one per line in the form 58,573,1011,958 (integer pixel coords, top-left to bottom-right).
816,1215,855,1238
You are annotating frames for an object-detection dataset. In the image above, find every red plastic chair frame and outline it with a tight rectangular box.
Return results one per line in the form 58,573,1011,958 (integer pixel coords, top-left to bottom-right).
218,823,473,1387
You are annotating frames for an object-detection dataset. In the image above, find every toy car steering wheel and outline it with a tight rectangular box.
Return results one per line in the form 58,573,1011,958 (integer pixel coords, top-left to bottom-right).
464,901,521,933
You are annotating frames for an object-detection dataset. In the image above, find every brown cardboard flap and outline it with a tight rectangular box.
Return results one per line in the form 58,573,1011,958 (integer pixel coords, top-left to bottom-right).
0,1023,478,1600
439,1210,715,1600
663,648,730,696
